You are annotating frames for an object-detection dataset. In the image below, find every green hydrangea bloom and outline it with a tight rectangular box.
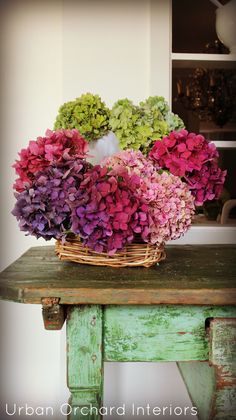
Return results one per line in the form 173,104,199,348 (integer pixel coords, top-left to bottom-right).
110,96,185,154
109,99,144,150
54,93,110,141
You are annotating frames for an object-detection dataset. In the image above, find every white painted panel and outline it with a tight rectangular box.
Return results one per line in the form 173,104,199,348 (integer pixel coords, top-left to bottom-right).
62,0,150,105
170,226,236,245
149,0,172,101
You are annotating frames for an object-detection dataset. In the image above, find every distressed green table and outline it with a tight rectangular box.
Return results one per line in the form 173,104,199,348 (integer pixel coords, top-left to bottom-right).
0,245,236,420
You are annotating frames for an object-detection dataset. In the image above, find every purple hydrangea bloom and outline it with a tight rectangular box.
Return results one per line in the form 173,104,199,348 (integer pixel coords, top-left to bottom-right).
12,158,90,240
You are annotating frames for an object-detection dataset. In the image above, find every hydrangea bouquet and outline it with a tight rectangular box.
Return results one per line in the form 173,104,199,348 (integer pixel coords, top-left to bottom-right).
12,95,226,267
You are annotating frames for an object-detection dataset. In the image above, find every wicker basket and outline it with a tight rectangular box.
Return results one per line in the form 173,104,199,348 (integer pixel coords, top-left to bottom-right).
55,237,166,268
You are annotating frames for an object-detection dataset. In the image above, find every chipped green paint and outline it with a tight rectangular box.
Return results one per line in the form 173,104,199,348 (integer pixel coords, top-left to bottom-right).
67,306,103,420
178,319,236,420
209,319,236,419
177,362,216,420
210,319,236,370
104,306,236,362
213,389,236,419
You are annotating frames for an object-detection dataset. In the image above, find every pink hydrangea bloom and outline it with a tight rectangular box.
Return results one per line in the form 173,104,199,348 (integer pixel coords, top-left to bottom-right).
143,171,195,244
149,129,227,206
13,129,88,192
104,150,158,202
104,150,154,178
104,150,195,245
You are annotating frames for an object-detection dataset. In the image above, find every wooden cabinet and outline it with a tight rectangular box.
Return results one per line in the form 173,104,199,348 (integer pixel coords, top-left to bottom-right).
169,0,236,244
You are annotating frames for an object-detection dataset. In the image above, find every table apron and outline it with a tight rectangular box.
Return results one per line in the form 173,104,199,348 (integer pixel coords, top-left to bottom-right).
103,305,236,362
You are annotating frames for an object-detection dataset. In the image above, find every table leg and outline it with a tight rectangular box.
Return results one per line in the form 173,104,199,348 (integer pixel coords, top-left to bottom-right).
66,305,103,420
178,318,236,420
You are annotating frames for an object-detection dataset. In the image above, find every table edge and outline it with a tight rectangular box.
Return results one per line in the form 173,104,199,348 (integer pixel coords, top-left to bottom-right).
1,285,236,305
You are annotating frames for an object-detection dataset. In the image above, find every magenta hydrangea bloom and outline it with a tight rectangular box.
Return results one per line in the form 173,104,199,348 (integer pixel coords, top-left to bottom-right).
12,158,90,240
103,150,195,245
71,165,149,254
13,129,88,192
149,129,226,206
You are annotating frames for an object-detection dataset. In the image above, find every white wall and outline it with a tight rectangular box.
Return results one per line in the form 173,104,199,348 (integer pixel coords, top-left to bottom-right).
0,1,195,419
0,1,63,416
0,0,63,268
62,0,150,105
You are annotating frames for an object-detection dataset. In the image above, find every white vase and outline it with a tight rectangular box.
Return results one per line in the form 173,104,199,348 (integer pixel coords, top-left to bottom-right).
216,0,236,54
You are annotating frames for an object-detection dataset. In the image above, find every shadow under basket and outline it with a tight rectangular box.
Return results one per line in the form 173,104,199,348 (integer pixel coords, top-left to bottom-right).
55,237,166,268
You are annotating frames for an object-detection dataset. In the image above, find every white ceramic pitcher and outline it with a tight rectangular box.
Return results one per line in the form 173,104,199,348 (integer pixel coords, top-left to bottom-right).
215,0,236,53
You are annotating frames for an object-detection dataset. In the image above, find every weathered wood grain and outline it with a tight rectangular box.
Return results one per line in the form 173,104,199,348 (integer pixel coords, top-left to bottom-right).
67,306,103,420
209,318,236,419
177,361,216,420
0,245,236,305
178,319,236,419
104,306,236,362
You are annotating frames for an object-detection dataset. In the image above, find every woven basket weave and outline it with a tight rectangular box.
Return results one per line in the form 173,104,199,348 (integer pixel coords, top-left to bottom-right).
55,237,166,268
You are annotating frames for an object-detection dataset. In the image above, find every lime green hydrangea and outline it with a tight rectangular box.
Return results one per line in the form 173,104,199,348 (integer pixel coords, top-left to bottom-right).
109,99,146,151
141,96,184,134
110,96,185,154
54,93,110,141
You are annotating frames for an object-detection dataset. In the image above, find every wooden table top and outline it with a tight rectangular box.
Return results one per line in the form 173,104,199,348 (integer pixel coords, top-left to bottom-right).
0,245,235,305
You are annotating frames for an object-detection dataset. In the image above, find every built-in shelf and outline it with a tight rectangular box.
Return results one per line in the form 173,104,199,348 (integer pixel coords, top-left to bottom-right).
172,53,236,69
193,214,236,226
212,141,236,149
169,225,236,245
171,7,236,245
